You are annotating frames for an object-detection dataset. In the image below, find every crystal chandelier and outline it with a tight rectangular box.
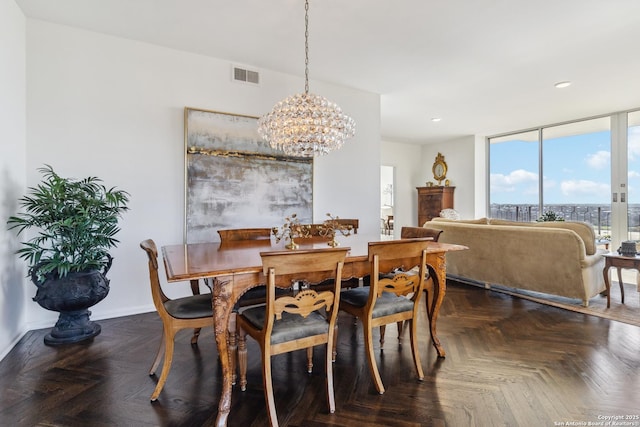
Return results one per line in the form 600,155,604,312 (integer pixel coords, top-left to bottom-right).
257,0,356,158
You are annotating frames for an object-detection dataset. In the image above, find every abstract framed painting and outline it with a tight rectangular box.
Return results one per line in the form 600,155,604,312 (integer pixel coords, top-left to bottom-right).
184,107,313,243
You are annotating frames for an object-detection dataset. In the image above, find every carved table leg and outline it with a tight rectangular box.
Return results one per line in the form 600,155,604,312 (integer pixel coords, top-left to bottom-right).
426,254,446,358
212,278,233,427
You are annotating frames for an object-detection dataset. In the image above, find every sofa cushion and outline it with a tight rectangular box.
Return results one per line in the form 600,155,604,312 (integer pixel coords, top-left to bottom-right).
532,221,596,255
487,218,529,226
487,219,596,255
430,217,488,225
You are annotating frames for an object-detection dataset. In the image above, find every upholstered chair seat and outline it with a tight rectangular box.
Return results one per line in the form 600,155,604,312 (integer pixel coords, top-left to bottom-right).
164,294,214,319
239,308,330,344
339,285,415,317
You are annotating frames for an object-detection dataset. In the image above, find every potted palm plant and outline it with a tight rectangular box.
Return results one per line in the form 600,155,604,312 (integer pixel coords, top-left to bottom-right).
7,165,129,345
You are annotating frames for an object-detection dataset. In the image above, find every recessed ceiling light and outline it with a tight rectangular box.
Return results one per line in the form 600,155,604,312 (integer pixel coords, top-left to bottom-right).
431,117,441,122
554,81,571,88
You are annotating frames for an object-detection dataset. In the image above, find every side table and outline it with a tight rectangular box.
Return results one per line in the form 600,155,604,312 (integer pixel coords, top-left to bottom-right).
602,252,640,308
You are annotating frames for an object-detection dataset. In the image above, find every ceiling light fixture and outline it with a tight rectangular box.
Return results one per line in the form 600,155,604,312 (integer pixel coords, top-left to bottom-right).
431,117,442,122
554,81,571,88
257,0,356,157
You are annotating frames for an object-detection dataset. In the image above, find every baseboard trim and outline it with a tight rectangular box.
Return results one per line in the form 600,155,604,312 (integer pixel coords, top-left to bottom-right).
0,328,29,363
0,304,158,362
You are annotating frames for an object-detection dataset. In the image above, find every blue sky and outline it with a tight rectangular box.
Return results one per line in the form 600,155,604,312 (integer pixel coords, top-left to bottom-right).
490,125,640,205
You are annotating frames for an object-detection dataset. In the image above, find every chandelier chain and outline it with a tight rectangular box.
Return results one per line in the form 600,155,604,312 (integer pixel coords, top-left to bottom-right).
304,0,309,94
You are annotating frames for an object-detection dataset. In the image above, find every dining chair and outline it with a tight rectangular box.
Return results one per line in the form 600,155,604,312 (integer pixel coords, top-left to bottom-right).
140,239,215,401
217,227,273,242
236,247,349,427
335,218,359,234
394,227,442,335
298,221,359,362
362,227,440,291
338,238,431,394
220,227,335,382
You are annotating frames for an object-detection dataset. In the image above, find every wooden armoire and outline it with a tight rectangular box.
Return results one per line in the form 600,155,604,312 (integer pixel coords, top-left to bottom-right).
416,186,455,226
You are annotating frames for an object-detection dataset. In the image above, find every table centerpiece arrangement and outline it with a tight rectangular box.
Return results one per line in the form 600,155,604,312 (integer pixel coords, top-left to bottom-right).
317,213,353,247
272,213,311,249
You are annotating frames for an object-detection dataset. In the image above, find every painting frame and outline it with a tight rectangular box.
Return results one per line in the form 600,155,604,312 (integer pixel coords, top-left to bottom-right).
183,107,313,243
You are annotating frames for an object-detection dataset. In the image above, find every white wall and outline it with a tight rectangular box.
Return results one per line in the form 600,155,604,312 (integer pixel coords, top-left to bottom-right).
313,87,380,230
381,140,423,235
381,136,487,231
0,0,27,360
17,20,380,334
421,136,479,219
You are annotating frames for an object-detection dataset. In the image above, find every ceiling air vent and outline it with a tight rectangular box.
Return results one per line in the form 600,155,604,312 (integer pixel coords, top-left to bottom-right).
232,65,260,85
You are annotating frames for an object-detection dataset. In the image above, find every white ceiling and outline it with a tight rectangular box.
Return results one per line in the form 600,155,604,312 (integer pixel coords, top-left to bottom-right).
15,0,640,144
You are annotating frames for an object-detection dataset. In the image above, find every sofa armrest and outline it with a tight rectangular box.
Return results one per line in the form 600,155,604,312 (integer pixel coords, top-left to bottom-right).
581,249,606,269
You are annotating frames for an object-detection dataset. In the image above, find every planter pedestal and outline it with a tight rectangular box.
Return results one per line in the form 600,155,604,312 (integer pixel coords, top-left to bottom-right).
32,268,110,346
44,309,102,345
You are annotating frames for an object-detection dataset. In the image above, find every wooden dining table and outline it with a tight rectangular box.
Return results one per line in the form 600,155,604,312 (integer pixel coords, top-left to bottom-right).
161,233,467,427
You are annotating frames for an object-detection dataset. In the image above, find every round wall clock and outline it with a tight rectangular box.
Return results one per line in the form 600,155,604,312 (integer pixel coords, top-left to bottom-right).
432,152,448,185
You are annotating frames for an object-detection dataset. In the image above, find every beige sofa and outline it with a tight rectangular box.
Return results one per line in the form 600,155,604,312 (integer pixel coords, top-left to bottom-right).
424,217,607,306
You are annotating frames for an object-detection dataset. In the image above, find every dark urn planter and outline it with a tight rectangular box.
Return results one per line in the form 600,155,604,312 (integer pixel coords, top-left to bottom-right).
31,261,111,346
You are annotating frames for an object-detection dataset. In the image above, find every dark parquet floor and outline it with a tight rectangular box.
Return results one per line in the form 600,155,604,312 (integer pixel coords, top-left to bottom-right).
1,282,639,427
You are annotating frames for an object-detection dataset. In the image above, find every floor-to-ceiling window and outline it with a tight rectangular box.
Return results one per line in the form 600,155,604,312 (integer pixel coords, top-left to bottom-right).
541,117,611,232
489,130,539,221
627,111,640,240
488,110,640,247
